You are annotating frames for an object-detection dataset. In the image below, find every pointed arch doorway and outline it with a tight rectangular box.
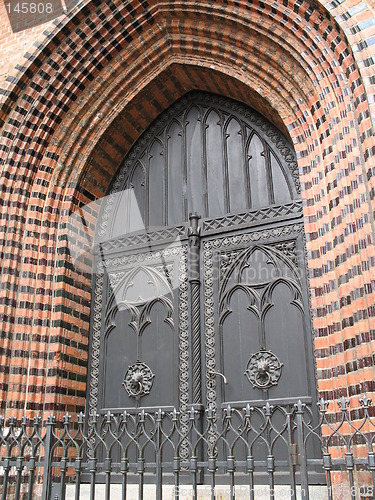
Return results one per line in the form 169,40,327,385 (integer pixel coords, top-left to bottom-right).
88,92,319,479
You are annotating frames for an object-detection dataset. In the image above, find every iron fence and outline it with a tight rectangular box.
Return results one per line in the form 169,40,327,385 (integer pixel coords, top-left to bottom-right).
0,397,374,500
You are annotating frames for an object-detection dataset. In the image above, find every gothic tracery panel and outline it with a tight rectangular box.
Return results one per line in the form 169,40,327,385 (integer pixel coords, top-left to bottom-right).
103,93,299,242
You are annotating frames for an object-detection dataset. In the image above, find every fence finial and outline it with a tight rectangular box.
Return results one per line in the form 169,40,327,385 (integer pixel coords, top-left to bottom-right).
33,415,41,426
8,415,17,427
337,396,349,411
294,399,305,413
63,413,71,425
360,394,372,409
318,398,329,412
264,401,273,415
243,403,252,418
170,408,178,422
188,406,197,420
46,414,56,425
224,404,232,419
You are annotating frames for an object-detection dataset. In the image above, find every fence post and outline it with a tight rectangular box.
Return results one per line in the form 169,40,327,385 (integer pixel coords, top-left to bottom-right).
42,415,55,500
295,401,309,500
287,410,297,500
155,409,163,500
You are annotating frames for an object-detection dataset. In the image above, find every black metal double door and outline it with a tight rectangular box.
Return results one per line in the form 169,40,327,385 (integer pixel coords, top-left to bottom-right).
93,211,320,485
91,93,320,480
97,211,316,423
93,93,317,421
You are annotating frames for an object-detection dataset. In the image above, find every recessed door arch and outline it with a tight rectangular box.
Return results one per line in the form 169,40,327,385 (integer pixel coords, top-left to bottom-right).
88,92,316,426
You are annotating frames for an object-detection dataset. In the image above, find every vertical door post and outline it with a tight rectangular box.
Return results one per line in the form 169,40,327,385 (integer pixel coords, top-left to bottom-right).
188,213,202,405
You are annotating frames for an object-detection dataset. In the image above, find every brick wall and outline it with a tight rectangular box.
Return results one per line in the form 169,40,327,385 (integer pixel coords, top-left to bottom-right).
0,0,57,87
0,0,374,426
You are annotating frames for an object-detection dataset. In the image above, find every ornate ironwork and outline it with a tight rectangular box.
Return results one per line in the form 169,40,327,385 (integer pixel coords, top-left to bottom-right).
1,397,375,499
245,350,283,389
272,240,298,266
99,225,186,252
89,246,189,420
202,241,217,411
203,223,304,410
89,260,105,424
123,361,155,398
202,201,303,233
177,246,190,460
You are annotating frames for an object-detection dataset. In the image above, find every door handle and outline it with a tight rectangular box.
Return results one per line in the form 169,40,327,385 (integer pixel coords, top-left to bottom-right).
209,370,228,384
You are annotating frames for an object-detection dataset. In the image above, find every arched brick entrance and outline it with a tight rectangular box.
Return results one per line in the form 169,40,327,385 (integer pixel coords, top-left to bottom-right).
0,0,373,424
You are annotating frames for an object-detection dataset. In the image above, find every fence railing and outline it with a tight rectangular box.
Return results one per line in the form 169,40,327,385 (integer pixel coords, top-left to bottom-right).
0,396,374,500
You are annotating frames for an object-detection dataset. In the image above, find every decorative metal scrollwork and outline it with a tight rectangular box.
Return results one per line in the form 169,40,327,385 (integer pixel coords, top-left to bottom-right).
123,361,155,399
245,350,283,389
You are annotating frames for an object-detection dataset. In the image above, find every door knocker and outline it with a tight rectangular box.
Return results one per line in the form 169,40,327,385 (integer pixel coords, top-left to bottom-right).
123,361,155,399
245,350,283,389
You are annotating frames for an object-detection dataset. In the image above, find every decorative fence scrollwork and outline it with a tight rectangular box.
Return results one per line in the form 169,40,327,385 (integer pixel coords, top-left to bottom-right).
0,397,374,499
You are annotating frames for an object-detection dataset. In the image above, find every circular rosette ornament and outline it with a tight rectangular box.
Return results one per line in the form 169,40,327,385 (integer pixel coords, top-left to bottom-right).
123,361,155,399
245,350,283,389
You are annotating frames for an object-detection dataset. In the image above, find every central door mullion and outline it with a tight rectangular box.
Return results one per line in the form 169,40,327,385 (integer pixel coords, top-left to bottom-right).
188,213,202,405
188,213,205,486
